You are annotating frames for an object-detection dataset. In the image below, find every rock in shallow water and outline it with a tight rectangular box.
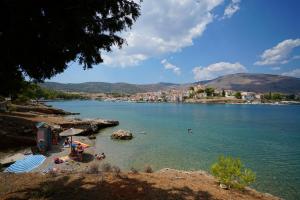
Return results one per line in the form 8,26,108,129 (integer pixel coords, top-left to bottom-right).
111,130,133,140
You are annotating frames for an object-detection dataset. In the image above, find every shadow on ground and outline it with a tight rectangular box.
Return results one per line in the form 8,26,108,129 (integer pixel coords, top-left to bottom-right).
4,174,214,200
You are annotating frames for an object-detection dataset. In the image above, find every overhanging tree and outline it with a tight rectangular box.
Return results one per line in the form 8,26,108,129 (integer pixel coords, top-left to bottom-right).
0,0,141,96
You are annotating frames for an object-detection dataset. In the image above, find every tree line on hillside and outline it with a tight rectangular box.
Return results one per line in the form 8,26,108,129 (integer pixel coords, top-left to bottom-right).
262,92,298,101
11,83,85,103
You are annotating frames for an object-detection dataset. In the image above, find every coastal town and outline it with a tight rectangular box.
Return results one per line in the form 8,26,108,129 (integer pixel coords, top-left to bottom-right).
93,84,300,104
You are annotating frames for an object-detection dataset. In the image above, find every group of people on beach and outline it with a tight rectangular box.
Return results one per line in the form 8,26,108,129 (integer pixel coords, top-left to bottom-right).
62,137,106,162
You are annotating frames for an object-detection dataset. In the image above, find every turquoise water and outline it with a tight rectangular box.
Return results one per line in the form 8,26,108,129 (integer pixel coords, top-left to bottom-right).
48,100,300,199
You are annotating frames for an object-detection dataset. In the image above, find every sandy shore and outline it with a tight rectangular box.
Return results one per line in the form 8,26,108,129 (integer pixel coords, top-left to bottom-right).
32,136,98,173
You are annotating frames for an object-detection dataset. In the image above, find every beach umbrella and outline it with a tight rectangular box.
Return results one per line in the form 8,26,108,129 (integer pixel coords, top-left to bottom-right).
59,128,83,150
59,128,83,137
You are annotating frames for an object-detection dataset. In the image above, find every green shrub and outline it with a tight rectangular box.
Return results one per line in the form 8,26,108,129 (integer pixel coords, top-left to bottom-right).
112,166,121,177
234,92,242,99
14,95,30,104
211,155,256,189
130,167,139,174
144,165,153,173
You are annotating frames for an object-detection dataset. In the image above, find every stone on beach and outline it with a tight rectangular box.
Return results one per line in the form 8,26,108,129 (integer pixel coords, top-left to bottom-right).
111,130,133,140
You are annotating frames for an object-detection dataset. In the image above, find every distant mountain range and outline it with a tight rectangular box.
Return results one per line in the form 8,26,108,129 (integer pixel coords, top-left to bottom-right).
199,73,300,94
41,82,179,94
41,73,300,94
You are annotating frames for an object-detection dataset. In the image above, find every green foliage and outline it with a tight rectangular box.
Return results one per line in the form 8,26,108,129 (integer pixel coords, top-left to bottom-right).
211,156,256,189
222,90,226,97
234,92,242,99
144,165,153,173
271,93,282,100
14,83,84,102
108,93,127,98
205,87,215,96
1,0,141,96
196,89,205,94
262,92,284,101
285,94,295,100
188,92,195,98
267,92,272,100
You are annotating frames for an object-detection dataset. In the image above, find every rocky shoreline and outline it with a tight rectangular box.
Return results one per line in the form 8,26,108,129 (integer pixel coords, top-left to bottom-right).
0,103,119,153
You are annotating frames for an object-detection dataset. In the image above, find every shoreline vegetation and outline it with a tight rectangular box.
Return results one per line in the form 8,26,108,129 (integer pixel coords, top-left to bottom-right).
0,102,282,200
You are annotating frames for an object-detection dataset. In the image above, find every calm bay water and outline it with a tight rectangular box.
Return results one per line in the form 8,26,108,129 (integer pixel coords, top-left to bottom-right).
48,100,300,199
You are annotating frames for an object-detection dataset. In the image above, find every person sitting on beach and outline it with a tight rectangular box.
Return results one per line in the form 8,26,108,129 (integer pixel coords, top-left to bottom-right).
76,143,84,161
64,137,70,146
95,153,106,160
54,157,64,164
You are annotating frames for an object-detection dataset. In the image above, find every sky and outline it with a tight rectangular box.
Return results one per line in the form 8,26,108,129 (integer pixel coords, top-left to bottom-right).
49,0,300,84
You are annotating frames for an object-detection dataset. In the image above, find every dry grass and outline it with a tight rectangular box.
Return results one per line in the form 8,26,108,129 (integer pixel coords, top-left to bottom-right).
47,169,57,177
0,171,280,200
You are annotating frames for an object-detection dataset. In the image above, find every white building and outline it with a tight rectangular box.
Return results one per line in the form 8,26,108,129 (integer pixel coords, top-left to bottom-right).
241,92,256,101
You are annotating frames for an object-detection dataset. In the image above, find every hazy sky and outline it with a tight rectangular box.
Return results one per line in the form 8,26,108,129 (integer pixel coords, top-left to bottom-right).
49,0,300,84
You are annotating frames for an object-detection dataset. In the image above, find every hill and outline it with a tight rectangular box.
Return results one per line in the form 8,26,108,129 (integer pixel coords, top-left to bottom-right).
41,73,300,94
41,82,178,94
196,73,300,94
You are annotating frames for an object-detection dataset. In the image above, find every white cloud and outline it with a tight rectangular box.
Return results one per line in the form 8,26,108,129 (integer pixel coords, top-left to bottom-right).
255,39,300,66
221,0,241,19
192,62,246,81
161,59,181,75
103,0,224,67
282,69,300,78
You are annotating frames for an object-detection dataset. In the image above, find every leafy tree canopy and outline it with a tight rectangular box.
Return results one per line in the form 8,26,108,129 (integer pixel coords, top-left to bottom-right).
235,91,242,99
14,83,85,103
205,87,214,96
0,0,141,96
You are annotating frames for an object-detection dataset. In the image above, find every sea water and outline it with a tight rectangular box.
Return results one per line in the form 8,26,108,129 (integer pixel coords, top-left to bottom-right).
48,100,300,199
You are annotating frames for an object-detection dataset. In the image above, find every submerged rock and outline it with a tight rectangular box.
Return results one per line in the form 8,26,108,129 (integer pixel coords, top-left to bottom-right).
111,130,133,140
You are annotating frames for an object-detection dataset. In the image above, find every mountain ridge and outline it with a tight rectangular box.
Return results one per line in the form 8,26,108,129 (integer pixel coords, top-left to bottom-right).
41,73,300,94
200,73,300,93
